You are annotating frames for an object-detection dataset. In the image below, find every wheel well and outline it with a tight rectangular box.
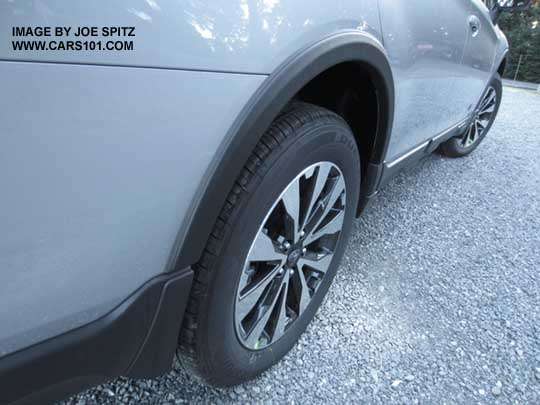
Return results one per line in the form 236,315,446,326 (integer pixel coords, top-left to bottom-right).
497,58,507,77
172,35,395,269
296,62,380,188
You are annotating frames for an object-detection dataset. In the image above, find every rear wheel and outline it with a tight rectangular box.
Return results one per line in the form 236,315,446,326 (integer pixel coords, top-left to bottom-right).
178,103,360,387
439,74,502,158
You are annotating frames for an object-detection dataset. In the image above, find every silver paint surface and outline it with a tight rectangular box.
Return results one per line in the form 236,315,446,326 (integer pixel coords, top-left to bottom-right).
379,0,472,160
0,61,263,354
0,0,382,73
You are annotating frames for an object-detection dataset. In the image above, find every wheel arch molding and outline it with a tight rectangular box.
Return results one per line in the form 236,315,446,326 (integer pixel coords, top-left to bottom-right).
496,50,509,77
169,30,395,271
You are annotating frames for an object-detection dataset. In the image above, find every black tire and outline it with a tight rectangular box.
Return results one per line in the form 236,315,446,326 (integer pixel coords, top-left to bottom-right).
439,74,502,158
178,103,360,387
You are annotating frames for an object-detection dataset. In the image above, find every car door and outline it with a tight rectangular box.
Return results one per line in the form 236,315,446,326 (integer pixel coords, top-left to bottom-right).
378,0,469,161
456,0,499,111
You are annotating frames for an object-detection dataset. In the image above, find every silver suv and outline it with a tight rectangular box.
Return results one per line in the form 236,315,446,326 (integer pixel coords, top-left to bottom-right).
0,0,526,402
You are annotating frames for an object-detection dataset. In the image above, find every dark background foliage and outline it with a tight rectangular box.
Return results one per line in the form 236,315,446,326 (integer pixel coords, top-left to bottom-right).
498,0,540,82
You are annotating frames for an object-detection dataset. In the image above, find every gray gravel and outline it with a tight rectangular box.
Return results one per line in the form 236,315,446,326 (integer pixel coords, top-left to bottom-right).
63,87,540,405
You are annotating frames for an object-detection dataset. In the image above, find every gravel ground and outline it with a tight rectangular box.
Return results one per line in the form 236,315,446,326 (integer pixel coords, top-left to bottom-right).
63,87,540,405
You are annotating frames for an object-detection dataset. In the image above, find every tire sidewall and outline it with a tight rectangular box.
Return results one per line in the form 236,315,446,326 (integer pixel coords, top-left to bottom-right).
197,121,360,384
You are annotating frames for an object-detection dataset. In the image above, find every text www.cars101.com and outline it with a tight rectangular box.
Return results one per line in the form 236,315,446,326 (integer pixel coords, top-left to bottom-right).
12,40,134,51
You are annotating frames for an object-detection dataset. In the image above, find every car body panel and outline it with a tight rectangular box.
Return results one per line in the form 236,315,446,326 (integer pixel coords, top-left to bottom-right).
0,61,264,355
454,0,500,112
0,0,382,74
378,0,470,161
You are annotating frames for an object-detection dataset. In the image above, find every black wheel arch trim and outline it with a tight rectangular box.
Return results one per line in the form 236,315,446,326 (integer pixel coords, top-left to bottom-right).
170,30,395,271
496,48,509,74
0,268,193,404
497,52,508,76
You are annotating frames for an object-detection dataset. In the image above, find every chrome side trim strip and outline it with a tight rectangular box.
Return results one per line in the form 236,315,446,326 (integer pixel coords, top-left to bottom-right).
386,141,430,169
432,118,469,142
386,117,471,169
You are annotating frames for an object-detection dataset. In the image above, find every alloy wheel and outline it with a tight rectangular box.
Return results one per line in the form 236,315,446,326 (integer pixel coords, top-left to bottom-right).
462,86,497,148
234,162,346,350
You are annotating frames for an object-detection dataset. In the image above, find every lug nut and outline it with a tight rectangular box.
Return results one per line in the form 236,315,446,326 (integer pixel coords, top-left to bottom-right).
283,241,291,250
289,269,295,276
300,231,305,238
302,248,307,255
278,268,284,275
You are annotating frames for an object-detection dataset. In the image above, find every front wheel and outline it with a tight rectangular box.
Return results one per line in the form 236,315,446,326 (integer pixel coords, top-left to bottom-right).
178,103,360,387
439,74,502,158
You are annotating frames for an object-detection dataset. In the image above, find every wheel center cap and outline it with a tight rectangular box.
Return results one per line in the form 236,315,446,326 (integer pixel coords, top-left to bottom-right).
286,249,302,267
